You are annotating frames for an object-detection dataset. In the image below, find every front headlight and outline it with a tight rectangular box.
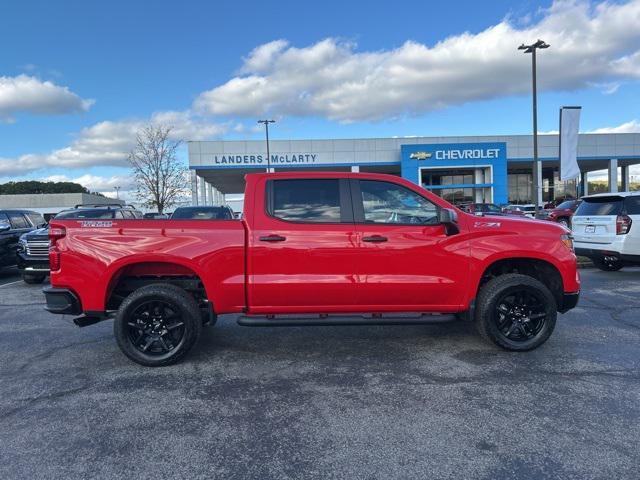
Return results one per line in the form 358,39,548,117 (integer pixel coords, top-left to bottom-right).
17,238,27,252
561,233,574,252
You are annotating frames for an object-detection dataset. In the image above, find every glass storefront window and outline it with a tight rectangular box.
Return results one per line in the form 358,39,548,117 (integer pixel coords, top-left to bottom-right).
508,173,532,204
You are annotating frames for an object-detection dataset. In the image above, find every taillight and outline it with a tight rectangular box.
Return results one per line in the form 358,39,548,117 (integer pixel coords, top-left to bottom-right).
616,215,632,235
49,226,66,243
48,225,65,271
49,246,61,271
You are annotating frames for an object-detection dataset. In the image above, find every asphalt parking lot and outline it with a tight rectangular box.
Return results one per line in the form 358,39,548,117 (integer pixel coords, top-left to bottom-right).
0,267,21,287
1,269,639,480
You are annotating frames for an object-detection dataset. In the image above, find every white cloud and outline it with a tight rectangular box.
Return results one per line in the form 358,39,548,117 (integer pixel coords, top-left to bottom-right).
589,119,640,133
0,74,94,122
194,0,640,122
43,173,135,192
150,110,228,140
0,111,228,176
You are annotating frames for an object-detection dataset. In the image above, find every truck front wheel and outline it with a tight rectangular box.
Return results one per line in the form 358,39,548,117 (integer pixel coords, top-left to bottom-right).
475,274,557,351
114,283,202,367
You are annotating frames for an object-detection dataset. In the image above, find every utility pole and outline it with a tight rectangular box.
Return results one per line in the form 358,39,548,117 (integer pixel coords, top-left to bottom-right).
518,39,550,212
258,119,275,171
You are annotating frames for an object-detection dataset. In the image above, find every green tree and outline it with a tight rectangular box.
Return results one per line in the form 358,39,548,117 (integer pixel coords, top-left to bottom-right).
0,181,88,195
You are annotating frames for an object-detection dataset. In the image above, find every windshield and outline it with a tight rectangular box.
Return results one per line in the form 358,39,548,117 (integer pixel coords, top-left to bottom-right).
575,197,623,216
55,209,116,219
555,200,576,210
171,207,233,220
483,204,502,213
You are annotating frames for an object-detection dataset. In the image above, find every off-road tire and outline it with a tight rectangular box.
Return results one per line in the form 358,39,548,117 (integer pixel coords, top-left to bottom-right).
475,274,557,351
23,274,46,284
114,283,202,367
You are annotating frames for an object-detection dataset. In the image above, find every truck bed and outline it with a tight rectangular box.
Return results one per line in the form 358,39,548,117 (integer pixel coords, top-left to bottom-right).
49,219,246,313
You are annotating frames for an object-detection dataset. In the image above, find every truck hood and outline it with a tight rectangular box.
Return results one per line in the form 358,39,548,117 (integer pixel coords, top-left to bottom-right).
467,213,568,235
20,226,49,242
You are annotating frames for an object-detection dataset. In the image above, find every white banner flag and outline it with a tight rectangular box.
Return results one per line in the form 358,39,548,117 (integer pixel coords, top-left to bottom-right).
559,106,581,181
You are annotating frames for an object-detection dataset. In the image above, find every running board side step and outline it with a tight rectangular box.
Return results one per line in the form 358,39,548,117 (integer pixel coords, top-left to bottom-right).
237,314,457,327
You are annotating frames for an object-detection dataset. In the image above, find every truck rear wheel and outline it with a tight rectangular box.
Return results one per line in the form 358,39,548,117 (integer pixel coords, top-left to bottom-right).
475,274,557,351
114,283,202,367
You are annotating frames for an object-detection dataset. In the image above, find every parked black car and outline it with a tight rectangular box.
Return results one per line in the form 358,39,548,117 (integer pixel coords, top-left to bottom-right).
16,204,142,284
16,225,50,283
65,203,143,219
1,210,46,279
143,212,169,219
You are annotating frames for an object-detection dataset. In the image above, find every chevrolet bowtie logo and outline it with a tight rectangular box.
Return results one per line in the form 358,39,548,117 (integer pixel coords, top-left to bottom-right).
409,151,432,160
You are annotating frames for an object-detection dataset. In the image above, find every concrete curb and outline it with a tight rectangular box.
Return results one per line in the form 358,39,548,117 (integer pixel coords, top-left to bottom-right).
577,256,593,268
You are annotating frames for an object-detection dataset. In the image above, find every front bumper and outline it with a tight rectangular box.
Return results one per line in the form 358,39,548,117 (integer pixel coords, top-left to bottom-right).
43,287,82,315
559,291,580,313
16,251,50,274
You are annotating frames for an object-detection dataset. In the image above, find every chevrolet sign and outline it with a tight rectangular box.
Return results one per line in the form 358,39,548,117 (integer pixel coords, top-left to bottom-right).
409,151,432,160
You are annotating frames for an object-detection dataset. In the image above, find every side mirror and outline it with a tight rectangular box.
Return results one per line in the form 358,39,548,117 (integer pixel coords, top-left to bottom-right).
438,208,459,236
0,223,10,233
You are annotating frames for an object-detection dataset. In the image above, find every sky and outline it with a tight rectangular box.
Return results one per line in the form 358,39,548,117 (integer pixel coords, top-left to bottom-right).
0,0,639,199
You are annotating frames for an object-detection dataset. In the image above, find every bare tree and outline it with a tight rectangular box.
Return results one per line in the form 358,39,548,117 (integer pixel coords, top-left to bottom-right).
128,125,187,214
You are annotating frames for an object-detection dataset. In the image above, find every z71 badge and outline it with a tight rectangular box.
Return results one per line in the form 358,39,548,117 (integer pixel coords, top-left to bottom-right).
78,220,114,228
474,221,501,228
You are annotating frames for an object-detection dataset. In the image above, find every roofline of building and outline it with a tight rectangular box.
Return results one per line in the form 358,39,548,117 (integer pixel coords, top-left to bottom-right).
187,132,639,143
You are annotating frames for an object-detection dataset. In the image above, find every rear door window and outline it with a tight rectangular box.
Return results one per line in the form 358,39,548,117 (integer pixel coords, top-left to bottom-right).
575,198,623,216
624,197,640,215
268,179,348,223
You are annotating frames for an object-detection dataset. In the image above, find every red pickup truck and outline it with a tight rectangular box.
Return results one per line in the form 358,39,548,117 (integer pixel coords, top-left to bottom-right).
44,172,580,366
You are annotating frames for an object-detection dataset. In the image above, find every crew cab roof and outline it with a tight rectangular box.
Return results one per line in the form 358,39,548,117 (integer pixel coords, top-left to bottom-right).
245,171,406,182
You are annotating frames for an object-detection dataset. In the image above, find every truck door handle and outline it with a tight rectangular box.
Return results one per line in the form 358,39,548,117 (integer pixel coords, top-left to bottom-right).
259,234,286,242
362,235,388,243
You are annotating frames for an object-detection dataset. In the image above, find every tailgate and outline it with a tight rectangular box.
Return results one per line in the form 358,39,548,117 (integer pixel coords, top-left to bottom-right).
572,215,617,244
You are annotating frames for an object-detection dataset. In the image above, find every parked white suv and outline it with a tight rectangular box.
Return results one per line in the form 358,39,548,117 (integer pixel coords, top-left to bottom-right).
572,191,640,271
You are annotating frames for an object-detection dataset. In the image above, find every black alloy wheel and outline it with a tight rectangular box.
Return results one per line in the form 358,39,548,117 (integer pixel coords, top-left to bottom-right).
494,289,547,342
475,273,557,351
114,283,202,367
126,300,186,356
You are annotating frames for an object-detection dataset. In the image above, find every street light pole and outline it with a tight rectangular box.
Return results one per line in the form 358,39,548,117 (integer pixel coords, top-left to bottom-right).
518,39,549,213
114,186,121,199
258,119,276,171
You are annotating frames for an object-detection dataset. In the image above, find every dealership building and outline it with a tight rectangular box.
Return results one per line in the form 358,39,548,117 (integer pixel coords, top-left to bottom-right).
188,133,640,208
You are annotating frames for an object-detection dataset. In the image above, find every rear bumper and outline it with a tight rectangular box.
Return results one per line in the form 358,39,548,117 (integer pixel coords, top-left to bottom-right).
575,247,640,265
559,291,580,314
43,287,82,315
